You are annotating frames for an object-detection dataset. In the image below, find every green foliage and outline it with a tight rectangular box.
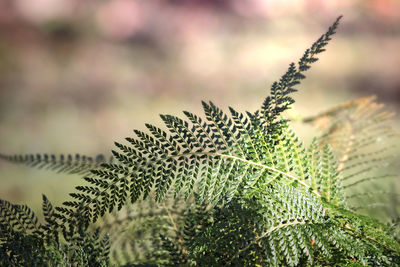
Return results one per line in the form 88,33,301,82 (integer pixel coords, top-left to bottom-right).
303,96,399,218
0,195,110,266
1,16,399,266
0,153,111,175
97,194,188,265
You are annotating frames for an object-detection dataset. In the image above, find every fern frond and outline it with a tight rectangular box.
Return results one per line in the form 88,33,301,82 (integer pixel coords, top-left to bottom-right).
64,110,327,225
172,184,400,266
0,199,39,236
0,196,110,266
319,144,344,205
257,16,342,133
232,185,329,266
325,203,400,258
304,96,396,173
95,195,188,266
304,96,399,217
54,18,346,228
0,153,111,175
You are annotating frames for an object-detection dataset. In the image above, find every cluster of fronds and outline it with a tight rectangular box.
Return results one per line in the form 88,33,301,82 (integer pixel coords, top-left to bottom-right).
0,195,109,266
303,96,400,219
1,16,399,266
161,187,400,266
96,193,188,265
54,17,343,230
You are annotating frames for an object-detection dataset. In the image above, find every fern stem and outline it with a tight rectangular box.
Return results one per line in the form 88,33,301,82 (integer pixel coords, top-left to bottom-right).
137,150,321,197
231,220,308,263
217,153,321,197
161,202,188,257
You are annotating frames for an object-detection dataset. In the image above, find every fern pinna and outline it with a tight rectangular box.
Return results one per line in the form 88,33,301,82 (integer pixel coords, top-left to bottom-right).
0,153,111,175
0,195,109,266
1,16,399,266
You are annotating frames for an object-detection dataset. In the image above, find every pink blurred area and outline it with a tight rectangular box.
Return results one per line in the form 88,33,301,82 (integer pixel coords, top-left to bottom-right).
0,0,399,143
0,0,399,154
1,0,399,41
0,0,399,204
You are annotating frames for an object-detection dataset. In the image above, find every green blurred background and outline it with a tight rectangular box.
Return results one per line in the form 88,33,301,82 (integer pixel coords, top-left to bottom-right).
0,0,399,214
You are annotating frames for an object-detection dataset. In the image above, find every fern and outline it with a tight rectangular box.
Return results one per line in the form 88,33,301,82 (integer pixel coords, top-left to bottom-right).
303,96,399,219
56,17,343,223
0,195,110,266
96,194,188,265
0,153,111,175
1,16,399,266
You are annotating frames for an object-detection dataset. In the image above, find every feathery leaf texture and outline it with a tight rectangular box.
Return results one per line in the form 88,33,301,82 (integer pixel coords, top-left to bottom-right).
164,186,399,266
96,194,188,265
50,16,341,227
58,12,341,218
303,96,399,216
0,153,111,175
256,16,342,135
0,196,110,266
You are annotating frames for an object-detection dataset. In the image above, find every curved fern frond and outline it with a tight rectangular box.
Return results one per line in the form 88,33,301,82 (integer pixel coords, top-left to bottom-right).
0,153,111,175
231,185,329,266
0,196,110,266
0,199,39,235
256,16,342,134
96,195,188,266
64,111,325,224
54,17,345,227
303,96,399,216
172,184,399,266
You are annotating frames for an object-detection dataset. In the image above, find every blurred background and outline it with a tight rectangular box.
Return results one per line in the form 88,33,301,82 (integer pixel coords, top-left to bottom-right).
0,0,399,215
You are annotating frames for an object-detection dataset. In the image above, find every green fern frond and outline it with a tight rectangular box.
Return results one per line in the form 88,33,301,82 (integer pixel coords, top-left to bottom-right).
63,112,319,224
95,195,188,265
0,196,110,266
304,96,399,218
256,16,342,133
0,153,111,175
165,184,399,266
0,199,39,235
51,17,346,231
325,203,400,259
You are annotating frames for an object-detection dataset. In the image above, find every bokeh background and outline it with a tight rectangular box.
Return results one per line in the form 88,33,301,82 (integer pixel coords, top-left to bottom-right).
1,0,400,214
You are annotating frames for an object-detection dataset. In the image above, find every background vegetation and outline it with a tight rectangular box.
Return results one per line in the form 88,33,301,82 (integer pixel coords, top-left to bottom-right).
0,0,399,223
